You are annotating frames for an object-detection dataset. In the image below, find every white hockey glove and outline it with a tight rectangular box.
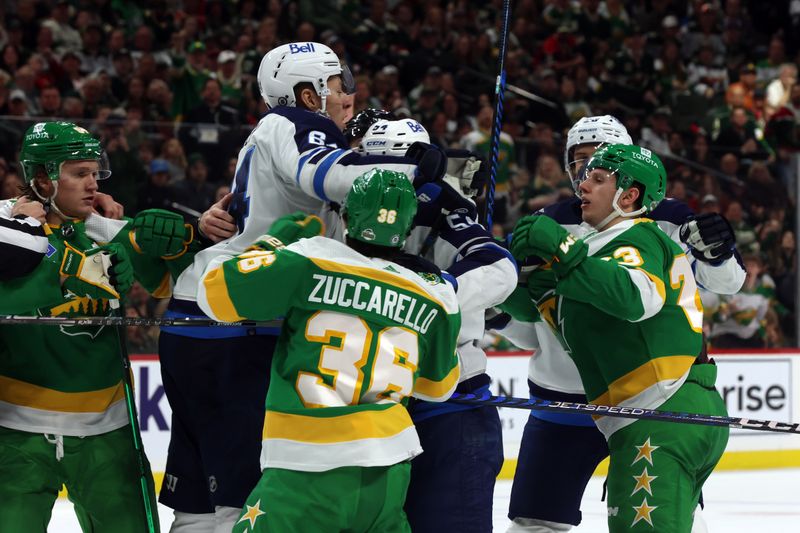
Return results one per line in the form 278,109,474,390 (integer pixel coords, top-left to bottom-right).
60,242,134,300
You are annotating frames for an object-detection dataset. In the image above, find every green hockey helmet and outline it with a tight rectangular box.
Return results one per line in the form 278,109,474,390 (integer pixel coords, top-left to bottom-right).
584,143,666,217
20,121,111,183
342,168,417,248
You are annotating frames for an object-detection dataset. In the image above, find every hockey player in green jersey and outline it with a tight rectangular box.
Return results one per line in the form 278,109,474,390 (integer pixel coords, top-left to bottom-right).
509,144,729,533
0,122,198,532
197,169,461,533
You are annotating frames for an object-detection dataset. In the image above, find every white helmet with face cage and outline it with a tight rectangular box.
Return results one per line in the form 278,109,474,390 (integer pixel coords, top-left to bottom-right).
565,115,632,191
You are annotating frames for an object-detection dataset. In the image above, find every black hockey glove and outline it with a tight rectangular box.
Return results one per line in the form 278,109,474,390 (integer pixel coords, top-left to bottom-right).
407,141,447,186
679,212,736,263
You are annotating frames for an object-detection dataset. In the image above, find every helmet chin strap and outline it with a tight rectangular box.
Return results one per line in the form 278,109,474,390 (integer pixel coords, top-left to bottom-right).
31,180,68,222
594,188,647,231
317,86,330,116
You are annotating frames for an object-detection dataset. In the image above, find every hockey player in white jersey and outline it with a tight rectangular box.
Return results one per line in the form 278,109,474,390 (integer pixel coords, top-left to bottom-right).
494,115,745,533
159,43,449,533
361,118,518,532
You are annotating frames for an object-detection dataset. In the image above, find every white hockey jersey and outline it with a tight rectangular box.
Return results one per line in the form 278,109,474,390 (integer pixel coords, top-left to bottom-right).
172,107,418,307
405,203,517,381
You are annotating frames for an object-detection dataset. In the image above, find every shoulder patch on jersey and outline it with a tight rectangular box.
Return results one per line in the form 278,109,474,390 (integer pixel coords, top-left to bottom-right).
45,243,57,258
418,272,443,285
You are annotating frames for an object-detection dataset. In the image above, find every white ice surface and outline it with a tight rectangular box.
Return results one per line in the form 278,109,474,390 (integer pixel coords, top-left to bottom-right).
49,468,800,532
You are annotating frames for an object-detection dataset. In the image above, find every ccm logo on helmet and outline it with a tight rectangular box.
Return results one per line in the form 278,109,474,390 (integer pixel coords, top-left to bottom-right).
365,140,387,147
289,43,316,54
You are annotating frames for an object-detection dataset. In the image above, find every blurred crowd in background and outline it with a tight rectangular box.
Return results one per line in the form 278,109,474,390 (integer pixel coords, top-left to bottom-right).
1,0,798,350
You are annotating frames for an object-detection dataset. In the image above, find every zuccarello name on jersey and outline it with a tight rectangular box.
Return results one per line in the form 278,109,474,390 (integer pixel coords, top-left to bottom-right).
307,273,439,334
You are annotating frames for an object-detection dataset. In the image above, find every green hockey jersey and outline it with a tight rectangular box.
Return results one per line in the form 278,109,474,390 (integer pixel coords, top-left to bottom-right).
198,236,461,472
0,216,185,436
536,219,703,437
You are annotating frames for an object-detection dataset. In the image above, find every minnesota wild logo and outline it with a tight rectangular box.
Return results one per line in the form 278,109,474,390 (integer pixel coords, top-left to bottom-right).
45,294,110,339
419,272,442,285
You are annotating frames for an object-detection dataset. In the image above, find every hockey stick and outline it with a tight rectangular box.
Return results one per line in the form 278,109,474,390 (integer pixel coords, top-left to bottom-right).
447,392,800,435
481,0,513,229
0,315,283,328
109,301,157,533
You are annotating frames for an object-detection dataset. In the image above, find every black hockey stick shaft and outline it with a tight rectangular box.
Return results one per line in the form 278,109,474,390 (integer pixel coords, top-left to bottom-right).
109,301,157,533
448,392,800,435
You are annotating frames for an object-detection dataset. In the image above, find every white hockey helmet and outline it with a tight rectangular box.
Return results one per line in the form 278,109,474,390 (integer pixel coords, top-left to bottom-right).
359,119,430,156
564,115,632,190
257,42,354,113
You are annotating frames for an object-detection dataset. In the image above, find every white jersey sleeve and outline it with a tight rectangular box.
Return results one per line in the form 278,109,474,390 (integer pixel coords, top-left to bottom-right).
175,107,417,303
406,207,517,381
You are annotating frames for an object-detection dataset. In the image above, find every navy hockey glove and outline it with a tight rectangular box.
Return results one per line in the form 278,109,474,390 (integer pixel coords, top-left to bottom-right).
510,215,587,277
679,213,735,263
250,212,324,251
415,182,477,215
485,307,512,331
407,141,447,186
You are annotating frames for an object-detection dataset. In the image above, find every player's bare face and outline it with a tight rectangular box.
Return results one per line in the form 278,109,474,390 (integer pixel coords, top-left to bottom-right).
56,160,100,218
325,77,351,131
578,168,617,227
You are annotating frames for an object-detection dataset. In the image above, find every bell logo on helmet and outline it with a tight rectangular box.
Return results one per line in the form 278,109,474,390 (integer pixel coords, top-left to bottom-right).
406,121,425,133
640,147,652,158
360,228,376,241
289,43,316,54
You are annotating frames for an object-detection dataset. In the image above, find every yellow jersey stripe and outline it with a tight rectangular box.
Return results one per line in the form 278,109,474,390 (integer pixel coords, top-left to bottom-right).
414,364,460,400
0,375,125,412
592,355,696,406
202,266,244,322
263,403,412,443
151,271,173,299
308,257,447,311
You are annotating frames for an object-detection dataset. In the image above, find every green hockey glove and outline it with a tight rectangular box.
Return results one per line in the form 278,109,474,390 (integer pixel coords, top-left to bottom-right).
131,209,193,258
249,212,324,251
60,242,134,300
497,285,541,323
510,215,587,277
526,266,557,305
